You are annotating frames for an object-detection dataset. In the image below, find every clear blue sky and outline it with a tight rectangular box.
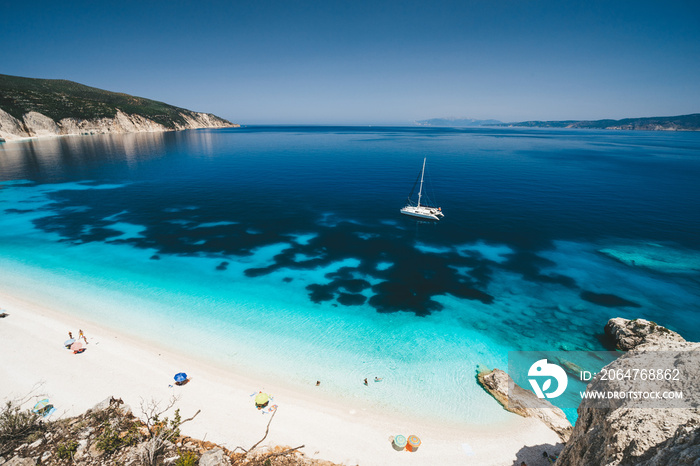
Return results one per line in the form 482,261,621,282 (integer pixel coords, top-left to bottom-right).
2,0,699,124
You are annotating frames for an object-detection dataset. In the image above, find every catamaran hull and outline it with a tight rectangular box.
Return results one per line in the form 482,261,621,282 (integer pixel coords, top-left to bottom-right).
400,208,443,221
400,158,444,221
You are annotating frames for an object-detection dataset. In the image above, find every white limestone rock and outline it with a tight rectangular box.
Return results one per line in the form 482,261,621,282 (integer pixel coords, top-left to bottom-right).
477,367,573,441
605,317,685,351
557,319,700,466
199,448,232,466
22,111,60,137
0,108,29,140
0,108,237,142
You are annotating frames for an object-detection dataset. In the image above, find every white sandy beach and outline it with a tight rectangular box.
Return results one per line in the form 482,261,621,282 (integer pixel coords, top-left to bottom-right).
0,290,562,466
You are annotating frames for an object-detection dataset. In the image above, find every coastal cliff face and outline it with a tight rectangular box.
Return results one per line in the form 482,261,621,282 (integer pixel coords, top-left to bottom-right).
0,74,239,142
0,107,237,142
556,318,700,466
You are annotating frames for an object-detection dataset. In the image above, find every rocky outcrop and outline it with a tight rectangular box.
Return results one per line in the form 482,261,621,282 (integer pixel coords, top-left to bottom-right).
199,448,232,466
22,111,61,137
3,457,37,466
1,397,333,466
643,420,700,465
477,366,573,441
605,317,685,351
0,108,27,139
58,110,167,135
0,107,237,142
174,111,233,131
557,319,700,466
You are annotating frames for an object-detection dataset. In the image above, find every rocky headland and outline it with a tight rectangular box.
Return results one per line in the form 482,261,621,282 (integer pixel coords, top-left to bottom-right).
0,74,238,142
477,317,699,465
558,318,700,465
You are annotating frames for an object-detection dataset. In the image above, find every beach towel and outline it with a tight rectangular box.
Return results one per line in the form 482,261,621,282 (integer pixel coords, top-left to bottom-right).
461,443,475,456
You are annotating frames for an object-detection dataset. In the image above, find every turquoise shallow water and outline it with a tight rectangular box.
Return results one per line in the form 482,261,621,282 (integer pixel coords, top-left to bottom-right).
1,127,699,424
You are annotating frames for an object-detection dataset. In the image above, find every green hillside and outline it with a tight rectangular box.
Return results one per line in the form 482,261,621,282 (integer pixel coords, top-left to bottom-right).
0,74,231,128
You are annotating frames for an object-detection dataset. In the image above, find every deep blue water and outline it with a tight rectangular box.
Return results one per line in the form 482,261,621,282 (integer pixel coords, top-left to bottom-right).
1,126,699,424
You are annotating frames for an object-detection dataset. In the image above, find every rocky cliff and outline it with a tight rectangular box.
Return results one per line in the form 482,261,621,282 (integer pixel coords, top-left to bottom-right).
0,107,236,142
0,74,238,142
604,317,686,351
556,318,700,465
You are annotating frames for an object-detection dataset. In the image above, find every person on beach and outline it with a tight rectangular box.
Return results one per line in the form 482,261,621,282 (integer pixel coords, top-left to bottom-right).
316,381,320,386
364,378,368,386
68,331,73,339
79,329,88,344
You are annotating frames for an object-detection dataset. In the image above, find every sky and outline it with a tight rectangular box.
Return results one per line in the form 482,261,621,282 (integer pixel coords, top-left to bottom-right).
2,0,699,124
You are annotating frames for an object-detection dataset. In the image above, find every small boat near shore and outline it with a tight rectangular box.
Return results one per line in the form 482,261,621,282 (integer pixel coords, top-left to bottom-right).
400,158,444,221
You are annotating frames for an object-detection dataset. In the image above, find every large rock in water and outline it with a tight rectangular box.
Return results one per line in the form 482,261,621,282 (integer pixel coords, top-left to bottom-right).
605,317,685,350
477,367,573,441
557,318,700,465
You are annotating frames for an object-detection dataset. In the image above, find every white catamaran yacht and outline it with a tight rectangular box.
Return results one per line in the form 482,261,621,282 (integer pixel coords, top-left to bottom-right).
400,158,444,221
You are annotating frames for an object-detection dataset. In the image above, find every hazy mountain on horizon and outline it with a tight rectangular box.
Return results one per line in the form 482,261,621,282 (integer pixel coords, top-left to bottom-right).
415,114,700,131
415,117,503,127
495,113,700,131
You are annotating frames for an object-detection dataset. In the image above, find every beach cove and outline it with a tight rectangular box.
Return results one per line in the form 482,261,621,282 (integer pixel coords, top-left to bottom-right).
0,289,561,465
2,126,700,464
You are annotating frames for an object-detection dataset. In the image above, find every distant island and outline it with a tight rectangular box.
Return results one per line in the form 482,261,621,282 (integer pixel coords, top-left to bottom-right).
0,74,238,142
415,117,504,127
415,114,700,131
493,113,700,131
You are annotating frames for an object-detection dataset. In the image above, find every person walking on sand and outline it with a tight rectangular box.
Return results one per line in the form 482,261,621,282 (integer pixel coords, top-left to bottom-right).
79,329,88,344
68,331,73,339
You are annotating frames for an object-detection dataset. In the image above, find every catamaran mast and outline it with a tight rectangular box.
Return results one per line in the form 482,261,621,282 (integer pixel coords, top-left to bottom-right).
417,157,426,207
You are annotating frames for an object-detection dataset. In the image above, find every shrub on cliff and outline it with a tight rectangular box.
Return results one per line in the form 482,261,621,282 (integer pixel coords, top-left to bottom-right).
0,400,45,456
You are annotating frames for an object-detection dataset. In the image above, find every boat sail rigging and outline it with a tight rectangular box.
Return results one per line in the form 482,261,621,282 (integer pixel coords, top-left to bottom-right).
400,158,444,221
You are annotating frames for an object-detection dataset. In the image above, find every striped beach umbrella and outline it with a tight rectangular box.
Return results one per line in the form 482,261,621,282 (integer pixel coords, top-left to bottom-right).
392,434,407,451
407,435,421,452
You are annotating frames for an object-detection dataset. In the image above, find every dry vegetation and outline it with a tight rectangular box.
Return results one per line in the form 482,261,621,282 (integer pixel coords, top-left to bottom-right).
0,396,339,466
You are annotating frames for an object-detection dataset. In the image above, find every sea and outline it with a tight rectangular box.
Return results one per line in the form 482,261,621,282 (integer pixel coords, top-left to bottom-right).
1,126,699,425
